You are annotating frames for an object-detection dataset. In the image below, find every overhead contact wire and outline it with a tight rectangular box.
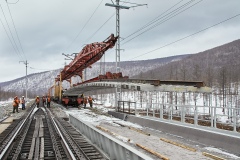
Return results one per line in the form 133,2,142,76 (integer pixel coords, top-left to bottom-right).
65,0,104,52
85,13,115,44
0,4,22,59
0,17,19,55
6,2,27,60
122,0,185,41
122,0,203,45
129,13,240,60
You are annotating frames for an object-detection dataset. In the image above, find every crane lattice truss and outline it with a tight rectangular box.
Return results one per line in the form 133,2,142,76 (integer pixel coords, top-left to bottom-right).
55,34,118,82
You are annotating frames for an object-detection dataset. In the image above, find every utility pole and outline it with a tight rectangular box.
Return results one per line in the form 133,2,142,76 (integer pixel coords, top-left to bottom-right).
105,0,147,109
19,60,28,99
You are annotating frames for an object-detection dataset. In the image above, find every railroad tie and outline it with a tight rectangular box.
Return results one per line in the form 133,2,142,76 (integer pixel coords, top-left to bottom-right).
28,117,43,159
28,118,39,159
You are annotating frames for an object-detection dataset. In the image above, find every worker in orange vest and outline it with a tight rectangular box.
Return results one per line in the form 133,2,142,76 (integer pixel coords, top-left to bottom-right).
36,96,40,108
47,95,51,108
83,97,88,109
42,96,46,107
12,96,19,113
21,96,26,110
88,96,94,108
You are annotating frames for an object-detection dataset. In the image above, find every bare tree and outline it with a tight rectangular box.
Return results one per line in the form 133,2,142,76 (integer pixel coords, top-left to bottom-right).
179,62,187,81
193,64,201,81
218,67,227,114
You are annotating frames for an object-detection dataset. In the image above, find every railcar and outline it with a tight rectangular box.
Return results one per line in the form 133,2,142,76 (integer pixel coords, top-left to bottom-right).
61,95,83,108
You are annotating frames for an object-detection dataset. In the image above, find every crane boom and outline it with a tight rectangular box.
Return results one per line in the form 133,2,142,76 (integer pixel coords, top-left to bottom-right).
56,34,118,82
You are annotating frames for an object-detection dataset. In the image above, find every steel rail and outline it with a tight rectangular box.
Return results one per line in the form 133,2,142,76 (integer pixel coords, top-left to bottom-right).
0,105,36,159
54,118,90,160
47,108,76,160
0,116,9,123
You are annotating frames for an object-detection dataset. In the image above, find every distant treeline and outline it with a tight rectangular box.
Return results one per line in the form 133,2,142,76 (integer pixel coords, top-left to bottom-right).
0,88,38,100
0,89,16,101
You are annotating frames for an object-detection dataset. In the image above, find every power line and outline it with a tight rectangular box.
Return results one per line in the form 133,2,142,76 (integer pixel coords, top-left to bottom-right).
84,1,129,46
84,13,115,44
65,0,104,52
106,0,200,56
6,2,27,60
122,0,185,41
128,13,240,61
5,0,20,4
29,66,60,71
0,17,19,55
122,0,203,45
0,4,22,59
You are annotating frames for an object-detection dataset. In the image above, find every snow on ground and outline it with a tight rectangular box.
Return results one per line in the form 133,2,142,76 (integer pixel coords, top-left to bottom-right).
0,99,33,120
205,147,240,159
64,105,142,129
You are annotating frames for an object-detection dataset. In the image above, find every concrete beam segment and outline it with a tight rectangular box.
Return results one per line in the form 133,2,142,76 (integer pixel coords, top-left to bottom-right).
69,114,154,160
64,81,212,95
108,111,240,156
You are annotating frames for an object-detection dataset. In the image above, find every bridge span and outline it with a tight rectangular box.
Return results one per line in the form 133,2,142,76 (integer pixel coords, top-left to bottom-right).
63,78,212,96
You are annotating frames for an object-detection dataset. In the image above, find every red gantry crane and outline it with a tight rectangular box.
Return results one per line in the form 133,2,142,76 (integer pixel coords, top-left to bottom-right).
51,34,118,100
55,34,118,82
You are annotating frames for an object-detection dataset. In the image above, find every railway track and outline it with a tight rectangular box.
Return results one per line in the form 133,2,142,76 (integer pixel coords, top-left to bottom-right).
0,104,108,160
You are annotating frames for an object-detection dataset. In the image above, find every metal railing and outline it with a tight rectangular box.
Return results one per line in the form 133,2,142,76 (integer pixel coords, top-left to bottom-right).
123,102,240,133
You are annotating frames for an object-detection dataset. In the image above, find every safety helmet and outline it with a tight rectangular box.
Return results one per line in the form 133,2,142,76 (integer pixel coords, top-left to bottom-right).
22,96,24,98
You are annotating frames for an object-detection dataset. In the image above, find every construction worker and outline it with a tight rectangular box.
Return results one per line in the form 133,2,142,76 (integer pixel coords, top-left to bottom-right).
47,95,51,108
83,97,88,109
80,94,84,106
17,96,20,109
88,96,94,108
36,96,40,108
42,96,46,107
12,96,19,113
21,96,26,110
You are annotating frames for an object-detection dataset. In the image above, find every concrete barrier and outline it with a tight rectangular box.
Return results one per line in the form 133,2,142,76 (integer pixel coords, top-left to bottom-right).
69,114,154,160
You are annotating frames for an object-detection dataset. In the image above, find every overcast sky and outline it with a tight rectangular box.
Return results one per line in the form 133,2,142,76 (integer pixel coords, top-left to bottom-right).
0,0,240,82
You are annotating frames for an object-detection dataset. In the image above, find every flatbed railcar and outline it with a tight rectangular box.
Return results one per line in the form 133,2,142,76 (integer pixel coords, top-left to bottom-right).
61,95,83,107
52,72,128,108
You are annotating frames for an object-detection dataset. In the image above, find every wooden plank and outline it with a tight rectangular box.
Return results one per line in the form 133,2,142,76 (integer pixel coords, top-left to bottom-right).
136,143,169,160
96,125,130,142
202,152,226,160
128,127,150,136
160,138,196,152
113,121,150,136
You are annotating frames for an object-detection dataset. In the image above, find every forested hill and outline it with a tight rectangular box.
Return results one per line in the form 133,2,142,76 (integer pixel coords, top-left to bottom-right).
132,39,240,92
